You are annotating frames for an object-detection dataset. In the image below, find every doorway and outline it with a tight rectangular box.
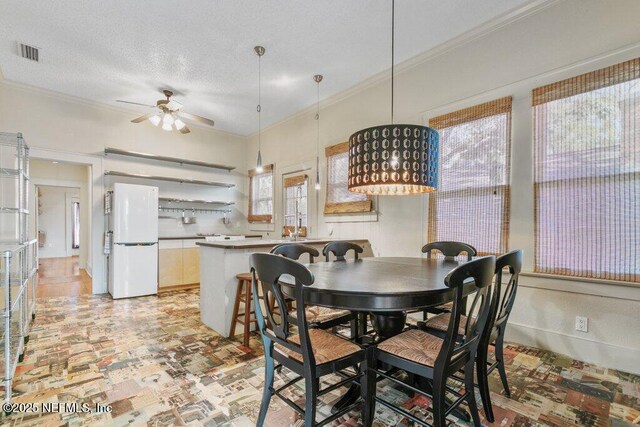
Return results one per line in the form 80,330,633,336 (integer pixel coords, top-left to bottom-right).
31,160,92,297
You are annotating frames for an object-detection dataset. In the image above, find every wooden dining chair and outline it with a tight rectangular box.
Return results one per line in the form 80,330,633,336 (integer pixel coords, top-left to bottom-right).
322,241,364,261
420,241,478,317
363,255,496,427
322,241,370,338
421,249,522,422
270,243,354,331
250,253,366,427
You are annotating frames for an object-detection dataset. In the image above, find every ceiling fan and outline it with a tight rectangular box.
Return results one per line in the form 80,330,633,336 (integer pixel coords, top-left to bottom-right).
116,90,215,134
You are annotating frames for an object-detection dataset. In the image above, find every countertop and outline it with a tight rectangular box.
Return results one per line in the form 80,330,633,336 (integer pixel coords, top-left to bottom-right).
196,238,368,250
159,234,262,241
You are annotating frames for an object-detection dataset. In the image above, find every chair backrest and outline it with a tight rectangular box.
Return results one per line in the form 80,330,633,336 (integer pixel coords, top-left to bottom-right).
250,253,319,366
422,241,477,261
322,241,364,261
270,243,320,263
437,255,496,370
489,249,523,340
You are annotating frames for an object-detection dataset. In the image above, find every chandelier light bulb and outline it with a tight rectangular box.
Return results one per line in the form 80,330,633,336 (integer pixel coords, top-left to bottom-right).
174,118,186,130
149,115,161,126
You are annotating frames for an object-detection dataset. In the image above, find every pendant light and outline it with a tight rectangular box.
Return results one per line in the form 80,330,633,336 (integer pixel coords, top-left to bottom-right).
348,0,439,195
255,45,265,173
313,74,323,190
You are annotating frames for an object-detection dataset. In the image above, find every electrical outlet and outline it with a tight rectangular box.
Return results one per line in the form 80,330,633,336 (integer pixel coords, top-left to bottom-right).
575,316,588,332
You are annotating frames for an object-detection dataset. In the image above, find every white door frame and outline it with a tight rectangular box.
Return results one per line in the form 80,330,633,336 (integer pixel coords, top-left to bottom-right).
30,148,106,294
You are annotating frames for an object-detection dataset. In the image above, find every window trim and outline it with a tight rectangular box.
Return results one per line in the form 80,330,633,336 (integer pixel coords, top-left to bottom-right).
248,164,274,223
427,96,513,256
324,141,372,215
282,174,308,237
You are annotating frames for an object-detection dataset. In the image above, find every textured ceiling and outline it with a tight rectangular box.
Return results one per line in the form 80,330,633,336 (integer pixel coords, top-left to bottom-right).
0,0,535,135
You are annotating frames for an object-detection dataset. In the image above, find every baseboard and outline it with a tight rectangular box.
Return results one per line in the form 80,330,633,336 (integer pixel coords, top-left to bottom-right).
505,322,640,375
158,283,199,293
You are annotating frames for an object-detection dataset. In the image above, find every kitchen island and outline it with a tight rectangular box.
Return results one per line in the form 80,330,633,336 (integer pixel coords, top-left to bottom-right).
196,238,372,337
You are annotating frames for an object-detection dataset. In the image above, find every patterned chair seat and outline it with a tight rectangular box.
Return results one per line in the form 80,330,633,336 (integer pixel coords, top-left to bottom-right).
274,328,361,364
289,306,352,324
377,328,445,366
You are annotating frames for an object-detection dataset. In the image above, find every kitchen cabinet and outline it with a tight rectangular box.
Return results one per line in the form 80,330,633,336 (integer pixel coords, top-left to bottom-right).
158,239,203,290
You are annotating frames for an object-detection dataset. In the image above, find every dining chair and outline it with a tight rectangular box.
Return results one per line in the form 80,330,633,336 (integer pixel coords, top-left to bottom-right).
363,255,496,427
420,241,478,317
250,253,366,427
322,241,369,338
322,241,364,261
270,243,354,331
421,249,523,422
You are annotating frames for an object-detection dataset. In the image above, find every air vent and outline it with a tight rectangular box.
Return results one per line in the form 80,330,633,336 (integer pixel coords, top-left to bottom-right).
18,43,39,62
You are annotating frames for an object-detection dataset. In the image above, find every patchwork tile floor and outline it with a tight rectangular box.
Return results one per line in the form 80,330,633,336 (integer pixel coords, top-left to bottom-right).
4,290,639,426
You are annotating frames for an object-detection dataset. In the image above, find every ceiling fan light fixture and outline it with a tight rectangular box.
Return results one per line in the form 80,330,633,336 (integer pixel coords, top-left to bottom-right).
161,122,173,131
149,115,161,126
162,113,174,125
174,118,186,130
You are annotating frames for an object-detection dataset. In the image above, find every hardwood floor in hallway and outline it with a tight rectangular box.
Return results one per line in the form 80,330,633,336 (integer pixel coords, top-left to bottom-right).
36,256,92,298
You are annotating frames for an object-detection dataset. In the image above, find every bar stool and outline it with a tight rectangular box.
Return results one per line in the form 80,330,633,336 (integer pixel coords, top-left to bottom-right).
229,272,264,347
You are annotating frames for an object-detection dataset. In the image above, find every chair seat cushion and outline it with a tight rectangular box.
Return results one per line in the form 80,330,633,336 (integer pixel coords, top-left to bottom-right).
289,306,352,324
274,329,361,364
377,329,444,367
424,313,467,335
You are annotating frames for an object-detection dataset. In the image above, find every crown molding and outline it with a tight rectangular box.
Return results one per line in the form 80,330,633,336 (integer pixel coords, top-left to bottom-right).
0,78,246,139
248,0,559,139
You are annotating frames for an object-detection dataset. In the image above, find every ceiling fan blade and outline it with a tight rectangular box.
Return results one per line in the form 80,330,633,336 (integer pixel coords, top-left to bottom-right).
131,113,154,123
179,124,191,134
166,99,183,111
116,100,156,108
178,111,215,127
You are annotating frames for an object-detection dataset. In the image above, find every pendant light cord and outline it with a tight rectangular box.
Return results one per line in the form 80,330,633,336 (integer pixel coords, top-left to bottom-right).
258,53,262,151
316,80,320,155
391,0,395,125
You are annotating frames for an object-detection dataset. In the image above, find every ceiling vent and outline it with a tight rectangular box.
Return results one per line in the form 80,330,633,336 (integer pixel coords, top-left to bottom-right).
18,43,40,62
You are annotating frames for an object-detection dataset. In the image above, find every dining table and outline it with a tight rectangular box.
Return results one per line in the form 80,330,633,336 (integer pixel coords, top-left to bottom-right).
279,256,476,339
279,256,476,419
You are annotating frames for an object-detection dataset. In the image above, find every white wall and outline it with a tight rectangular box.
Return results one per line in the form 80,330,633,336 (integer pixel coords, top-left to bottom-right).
0,80,249,293
36,185,79,258
245,0,640,373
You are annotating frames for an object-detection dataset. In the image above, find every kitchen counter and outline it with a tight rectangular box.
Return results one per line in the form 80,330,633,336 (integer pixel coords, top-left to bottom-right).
197,238,372,336
160,234,262,241
195,237,367,249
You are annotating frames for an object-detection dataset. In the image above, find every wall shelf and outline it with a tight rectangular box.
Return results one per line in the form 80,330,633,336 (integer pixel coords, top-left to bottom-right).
104,147,235,172
159,197,235,206
104,171,235,188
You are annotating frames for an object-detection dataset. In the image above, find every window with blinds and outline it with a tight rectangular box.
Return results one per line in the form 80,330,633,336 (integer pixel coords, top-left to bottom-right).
324,141,372,214
533,58,639,282
428,97,512,255
248,164,274,223
283,174,308,237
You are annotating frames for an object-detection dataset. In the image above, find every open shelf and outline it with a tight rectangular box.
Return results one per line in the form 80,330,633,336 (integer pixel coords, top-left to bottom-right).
159,197,235,206
104,147,235,172
104,171,235,188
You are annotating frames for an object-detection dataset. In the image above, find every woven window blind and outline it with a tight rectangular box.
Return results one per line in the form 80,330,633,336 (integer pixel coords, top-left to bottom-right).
533,58,640,282
428,97,512,255
283,174,308,237
248,164,273,223
324,142,372,214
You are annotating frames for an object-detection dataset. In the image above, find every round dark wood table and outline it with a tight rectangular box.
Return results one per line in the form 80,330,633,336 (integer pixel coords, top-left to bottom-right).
280,256,475,338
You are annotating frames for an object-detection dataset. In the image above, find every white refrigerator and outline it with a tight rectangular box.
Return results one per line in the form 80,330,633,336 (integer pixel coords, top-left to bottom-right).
107,183,159,299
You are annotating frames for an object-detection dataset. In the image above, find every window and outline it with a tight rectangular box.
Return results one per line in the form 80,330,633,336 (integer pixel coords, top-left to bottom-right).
283,174,308,237
533,58,639,282
71,201,80,249
248,164,273,223
324,141,372,214
428,97,512,255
